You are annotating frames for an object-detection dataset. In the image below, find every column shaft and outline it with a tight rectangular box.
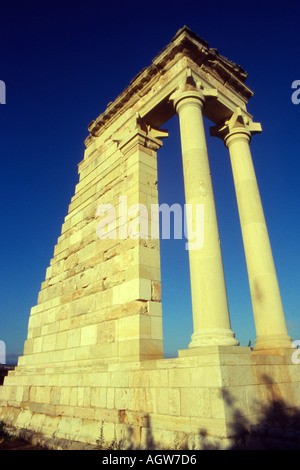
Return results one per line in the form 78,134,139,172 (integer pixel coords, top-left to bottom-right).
175,91,238,347
225,129,292,350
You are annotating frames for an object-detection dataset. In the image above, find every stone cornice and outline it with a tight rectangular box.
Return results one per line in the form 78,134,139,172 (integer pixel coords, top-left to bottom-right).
85,26,253,148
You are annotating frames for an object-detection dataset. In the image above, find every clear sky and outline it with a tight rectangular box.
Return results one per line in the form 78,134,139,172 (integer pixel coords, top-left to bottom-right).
0,0,299,363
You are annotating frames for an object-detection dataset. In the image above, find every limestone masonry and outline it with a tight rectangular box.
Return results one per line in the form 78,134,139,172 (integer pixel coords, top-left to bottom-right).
0,27,299,450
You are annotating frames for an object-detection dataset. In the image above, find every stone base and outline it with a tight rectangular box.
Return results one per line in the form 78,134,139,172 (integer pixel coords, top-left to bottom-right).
188,329,240,349
253,334,294,351
1,346,300,449
178,345,250,358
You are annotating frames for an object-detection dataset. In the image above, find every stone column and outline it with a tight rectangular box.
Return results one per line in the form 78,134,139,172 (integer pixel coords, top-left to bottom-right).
174,89,238,348
211,110,292,350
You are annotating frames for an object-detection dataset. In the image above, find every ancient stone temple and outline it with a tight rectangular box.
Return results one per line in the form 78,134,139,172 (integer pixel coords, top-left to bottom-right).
0,27,299,449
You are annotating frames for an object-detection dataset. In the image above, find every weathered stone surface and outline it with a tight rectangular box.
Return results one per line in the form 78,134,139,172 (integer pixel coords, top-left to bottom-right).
1,349,300,449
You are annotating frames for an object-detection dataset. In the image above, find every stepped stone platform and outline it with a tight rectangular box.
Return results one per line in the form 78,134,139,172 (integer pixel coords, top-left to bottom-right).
1,347,300,449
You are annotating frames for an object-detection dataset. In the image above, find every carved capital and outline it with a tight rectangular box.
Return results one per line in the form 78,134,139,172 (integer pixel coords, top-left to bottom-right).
210,107,262,145
169,67,218,112
112,114,168,154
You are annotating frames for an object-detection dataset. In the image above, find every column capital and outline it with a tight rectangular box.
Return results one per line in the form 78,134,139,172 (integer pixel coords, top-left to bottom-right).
169,67,218,114
112,114,168,154
210,107,262,147
173,90,205,113
172,87,219,113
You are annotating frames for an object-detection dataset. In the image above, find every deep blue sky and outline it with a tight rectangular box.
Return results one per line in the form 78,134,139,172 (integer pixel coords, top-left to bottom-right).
0,0,299,363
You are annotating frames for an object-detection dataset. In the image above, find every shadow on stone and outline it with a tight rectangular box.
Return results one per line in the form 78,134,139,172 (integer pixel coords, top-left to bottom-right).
94,383,300,450
197,374,300,450
115,373,300,450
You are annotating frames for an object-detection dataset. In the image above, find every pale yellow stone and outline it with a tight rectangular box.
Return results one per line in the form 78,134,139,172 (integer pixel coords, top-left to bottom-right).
174,89,238,348
225,129,292,350
80,324,97,346
112,278,152,304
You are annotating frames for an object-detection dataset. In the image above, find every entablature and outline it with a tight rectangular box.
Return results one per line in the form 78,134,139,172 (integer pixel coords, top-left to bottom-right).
84,26,254,155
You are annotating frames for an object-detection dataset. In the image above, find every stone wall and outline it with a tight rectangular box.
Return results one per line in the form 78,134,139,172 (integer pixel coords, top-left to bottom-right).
19,122,164,366
1,348,300,449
